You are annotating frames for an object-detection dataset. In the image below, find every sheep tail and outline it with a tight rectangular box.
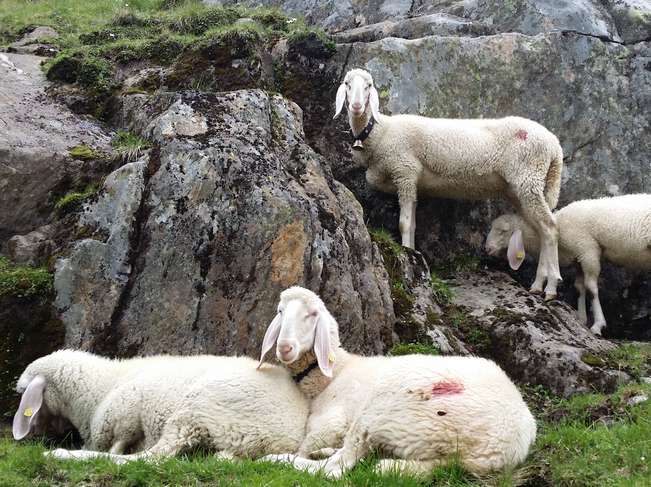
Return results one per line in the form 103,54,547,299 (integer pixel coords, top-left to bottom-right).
544,145,563,210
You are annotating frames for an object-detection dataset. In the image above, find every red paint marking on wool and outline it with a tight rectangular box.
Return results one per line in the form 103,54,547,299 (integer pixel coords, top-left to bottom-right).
431,380,464,395
515,129,528,141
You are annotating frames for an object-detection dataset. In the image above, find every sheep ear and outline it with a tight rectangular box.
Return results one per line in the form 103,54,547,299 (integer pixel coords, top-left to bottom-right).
369,85,380,120
507,229,525,270
257,313,282,369
314,306,333,378
13,375,46,440
333,83,346,119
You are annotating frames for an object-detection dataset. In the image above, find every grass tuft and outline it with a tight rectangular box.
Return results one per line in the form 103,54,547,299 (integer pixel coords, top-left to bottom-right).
431,271,454,305
0,257,54,299
68,144,102,160
111,130,152,162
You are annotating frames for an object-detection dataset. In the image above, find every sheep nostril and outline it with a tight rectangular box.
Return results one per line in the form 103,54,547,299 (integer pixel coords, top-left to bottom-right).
351,102,362,110
279,344,293,354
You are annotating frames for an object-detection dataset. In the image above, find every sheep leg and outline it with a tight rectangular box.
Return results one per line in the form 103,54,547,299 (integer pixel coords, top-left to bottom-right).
583,266,606,335
574,272,588,325
518,193,561,298
398,199,417,249
109,440,129,454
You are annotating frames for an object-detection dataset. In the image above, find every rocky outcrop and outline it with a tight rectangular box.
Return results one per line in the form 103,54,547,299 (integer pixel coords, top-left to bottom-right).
0,52,111,247
204,0,651,42
449,270,629,397
55,90,395,357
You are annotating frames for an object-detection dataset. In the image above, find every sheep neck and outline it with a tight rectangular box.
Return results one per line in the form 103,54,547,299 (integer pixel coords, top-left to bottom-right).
286,347,350,399
53,360,125,441
348,107,373,139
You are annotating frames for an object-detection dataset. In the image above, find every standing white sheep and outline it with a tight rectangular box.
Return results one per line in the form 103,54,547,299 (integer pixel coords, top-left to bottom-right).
337,68,564,299
14,350,308,461
485,193,651,335
258,286,536,478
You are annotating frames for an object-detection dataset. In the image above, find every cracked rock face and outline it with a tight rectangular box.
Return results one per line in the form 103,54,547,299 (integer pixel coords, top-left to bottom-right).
55,90,395,357
450,270,630,397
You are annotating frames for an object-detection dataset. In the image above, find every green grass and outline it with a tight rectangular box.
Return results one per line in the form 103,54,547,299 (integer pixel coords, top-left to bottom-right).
1,381,650,486
0,257,53,299
529,382,651,486
430,271,454,306
111,130,152,162
0,436,481,487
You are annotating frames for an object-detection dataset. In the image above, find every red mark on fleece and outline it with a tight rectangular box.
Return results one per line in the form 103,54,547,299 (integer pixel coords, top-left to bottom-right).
431,380,464,395
515,129,528,141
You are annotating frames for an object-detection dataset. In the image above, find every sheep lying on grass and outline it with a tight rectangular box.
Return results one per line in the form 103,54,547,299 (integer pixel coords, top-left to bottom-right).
485,193,651,334
336,68,564,299
14,350,308,461
259,286,536,478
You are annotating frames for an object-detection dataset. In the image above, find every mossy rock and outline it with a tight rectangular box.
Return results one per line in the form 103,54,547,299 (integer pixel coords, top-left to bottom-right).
389,342,440,356
0,257,53,300
68,144,101,160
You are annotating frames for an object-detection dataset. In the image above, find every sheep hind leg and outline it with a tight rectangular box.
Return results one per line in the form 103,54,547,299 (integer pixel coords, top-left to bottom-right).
574,272,588,325
583,266,606,335
518,192,561,299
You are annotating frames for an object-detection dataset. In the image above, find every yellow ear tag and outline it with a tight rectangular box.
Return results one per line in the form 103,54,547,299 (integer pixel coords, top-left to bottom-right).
23,408,33,417
516,251,525,260
328,351,336,363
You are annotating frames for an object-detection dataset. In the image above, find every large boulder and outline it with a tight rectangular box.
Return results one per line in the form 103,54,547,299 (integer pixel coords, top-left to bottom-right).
55,90,396,357
448,270,629,396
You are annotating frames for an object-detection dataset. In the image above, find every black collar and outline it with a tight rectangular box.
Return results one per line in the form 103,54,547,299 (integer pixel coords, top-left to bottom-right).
350,115,375,151
292,360,319,384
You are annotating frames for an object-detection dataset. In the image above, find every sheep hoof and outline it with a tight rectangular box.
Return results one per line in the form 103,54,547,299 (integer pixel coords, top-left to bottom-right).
529,287,544,295
544,293,557,301
590,324,605,336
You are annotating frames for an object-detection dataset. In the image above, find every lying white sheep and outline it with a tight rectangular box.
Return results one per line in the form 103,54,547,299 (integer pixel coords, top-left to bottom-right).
14,350,308,461
485,193,651,335
258,286,536,478
336,68,564,299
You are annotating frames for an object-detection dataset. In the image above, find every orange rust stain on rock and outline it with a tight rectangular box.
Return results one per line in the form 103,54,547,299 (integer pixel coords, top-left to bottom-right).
270,220,306,286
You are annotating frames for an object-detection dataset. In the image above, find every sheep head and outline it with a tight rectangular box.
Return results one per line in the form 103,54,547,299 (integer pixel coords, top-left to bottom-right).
334,68,380,120
485,214,529,270
13,351,81,440
258,286,340,377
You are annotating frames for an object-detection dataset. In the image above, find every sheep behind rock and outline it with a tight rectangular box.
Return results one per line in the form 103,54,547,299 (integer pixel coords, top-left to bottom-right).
259,286,536,478
485,193,651,334
336,68,563,299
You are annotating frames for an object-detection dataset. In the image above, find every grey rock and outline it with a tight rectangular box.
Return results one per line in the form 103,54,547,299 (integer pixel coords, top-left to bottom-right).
56,90,395,358
449,270,630,396
205,1,629,40
55,161,147,351
626,393,648,405
333,13,493,43
0,53,111,247
7,225,54,267
605,0,651,43
8,26,60,57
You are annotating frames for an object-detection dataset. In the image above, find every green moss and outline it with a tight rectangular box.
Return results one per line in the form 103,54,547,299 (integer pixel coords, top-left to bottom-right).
430,271,453,305
111,130,152,162
369,228,403,258
68,144,101,160
581,353,607,367
168,6,242,35
391,281,415,318
389,342,440,356
54,184,100,214
445,307,492,354
0,257,53,299
286,27,336,57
